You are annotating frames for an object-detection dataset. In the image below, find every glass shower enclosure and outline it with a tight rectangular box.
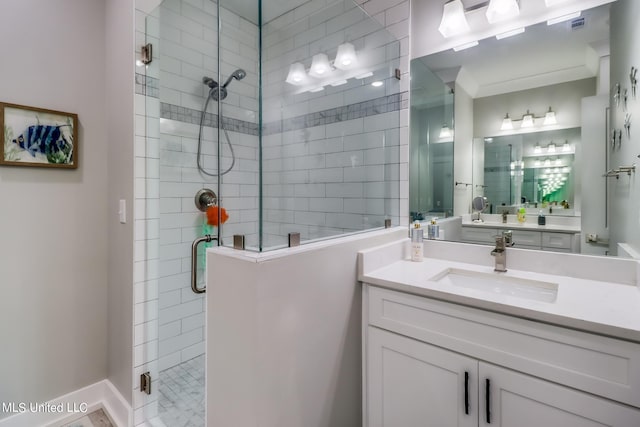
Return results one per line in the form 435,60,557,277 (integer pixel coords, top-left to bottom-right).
137,0,402,425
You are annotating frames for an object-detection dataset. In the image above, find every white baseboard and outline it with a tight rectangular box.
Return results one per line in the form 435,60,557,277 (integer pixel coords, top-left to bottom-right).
0,380,132,427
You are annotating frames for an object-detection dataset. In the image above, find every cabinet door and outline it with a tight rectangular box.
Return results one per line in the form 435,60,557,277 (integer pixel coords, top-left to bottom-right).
479,362,640,427
367,327,477,427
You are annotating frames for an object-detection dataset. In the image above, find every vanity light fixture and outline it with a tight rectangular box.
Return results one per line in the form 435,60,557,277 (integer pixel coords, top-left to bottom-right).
534,143,542,154
438,0,471,38
547,11,581,26
496,27,525,40
554,157,562,166
544,158,551,167
486,0,520,24
562,140,571,152
334,43,357,70
309,53,332,78
543,107,557,125
500,113,513,130
453,40,479,51
500,107,557,130
521,110,534,128
547,142,556,153
286,62,307,85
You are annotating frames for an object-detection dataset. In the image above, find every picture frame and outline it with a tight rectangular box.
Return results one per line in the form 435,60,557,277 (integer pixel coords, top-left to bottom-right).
0,102,78,169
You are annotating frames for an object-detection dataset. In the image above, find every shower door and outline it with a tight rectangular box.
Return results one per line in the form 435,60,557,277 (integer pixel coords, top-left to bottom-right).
137,0,402,424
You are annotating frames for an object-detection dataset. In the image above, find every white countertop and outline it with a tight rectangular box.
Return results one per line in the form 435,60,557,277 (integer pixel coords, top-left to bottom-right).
358,239,640,342
462,220,581,233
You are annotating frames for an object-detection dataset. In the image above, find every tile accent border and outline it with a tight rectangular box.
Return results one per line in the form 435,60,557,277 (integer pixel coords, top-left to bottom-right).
138,73,406,137
160,102,260,136
263,93,405,135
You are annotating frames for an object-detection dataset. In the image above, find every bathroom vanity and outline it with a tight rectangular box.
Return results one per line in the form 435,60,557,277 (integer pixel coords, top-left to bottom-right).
460,214,581,253
358,239,640,426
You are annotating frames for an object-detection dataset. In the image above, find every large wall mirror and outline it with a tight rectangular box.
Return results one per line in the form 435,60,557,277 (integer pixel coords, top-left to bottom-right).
409,0,640,257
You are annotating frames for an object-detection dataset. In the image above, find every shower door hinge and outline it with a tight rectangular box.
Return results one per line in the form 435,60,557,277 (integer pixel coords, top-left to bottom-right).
140,372,151,395
140,43,153,66
394,68,401,80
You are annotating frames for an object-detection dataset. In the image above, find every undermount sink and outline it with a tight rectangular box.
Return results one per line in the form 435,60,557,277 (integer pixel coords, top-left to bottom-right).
428,268,559,303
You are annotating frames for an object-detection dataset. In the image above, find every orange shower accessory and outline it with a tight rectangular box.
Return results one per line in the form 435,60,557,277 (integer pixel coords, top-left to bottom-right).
206,205,229,226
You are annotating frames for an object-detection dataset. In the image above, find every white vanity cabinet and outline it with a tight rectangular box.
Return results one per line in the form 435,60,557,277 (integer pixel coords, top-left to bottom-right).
460,225,578,252
363,285,640,427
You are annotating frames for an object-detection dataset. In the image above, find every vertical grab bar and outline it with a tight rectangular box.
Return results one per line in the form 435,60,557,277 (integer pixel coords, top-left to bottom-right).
191,235,216,294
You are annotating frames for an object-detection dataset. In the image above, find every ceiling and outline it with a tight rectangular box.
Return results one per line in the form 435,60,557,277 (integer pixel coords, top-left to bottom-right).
414,4,611,99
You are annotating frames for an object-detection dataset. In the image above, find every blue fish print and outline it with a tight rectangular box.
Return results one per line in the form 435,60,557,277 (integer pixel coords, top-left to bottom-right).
12,125,70,157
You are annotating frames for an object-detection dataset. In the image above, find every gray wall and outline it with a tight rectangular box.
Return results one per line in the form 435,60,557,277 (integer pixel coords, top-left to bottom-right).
106,0,135,405
0,0,109,413
610,0,640,254
473,79,597,138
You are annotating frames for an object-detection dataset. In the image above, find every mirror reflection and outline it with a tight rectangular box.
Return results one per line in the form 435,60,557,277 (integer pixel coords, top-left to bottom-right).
411,2,615,255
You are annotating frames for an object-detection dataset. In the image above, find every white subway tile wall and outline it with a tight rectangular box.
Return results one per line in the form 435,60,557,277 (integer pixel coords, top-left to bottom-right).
260,0,408,247
133,0,410,425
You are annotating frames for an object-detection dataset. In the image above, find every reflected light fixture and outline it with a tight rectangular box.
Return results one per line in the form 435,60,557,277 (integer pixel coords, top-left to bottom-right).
438,0,470,38
534,159,541,167
334,43,357,70
486,0,520,24
371,81,384,87
521,110,534,128
286,62,307,85
547,142,556,153
544,158,551,167
562,140,571,152
308,53,331,78
355,72,374,79
439,125,453,139
534,143,542,154
501,113,513,131
543,107,557,125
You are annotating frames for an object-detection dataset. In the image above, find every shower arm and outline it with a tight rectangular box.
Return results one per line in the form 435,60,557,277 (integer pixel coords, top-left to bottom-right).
191,235,217,294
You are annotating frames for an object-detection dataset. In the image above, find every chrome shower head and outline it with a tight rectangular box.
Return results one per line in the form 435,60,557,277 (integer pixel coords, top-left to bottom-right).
203,76,218,88
222,69,246,88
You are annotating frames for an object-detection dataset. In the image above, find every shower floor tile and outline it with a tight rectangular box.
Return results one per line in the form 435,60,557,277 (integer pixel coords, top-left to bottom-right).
159,354,206,427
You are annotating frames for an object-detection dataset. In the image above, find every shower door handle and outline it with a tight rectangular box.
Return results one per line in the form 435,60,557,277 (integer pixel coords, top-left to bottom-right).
191,235,216,294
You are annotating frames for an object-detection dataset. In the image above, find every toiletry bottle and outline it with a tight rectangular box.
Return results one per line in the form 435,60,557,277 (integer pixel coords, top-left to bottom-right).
538,210,546,225
411,222,423,262
427,218,439,240
517,207,526,224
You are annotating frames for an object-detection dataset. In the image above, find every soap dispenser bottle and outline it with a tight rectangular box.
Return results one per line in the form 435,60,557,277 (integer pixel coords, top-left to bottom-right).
411,221,423,262
538,210,546,225
517,207,526,224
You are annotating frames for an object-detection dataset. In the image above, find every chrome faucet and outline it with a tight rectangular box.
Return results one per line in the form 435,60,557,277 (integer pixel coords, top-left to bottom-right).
491,231,513,272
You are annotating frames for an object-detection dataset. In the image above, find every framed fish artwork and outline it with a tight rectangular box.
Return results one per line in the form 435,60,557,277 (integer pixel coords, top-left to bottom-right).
0,102,78,169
